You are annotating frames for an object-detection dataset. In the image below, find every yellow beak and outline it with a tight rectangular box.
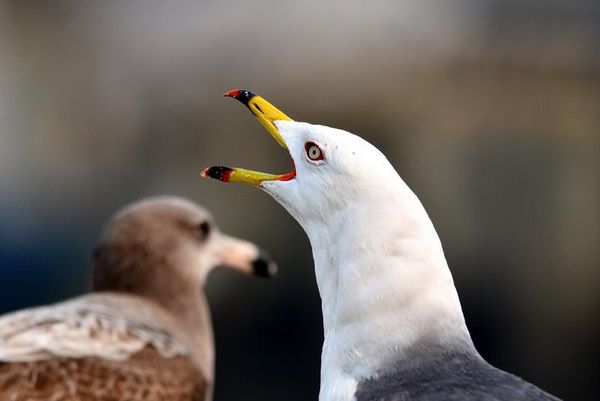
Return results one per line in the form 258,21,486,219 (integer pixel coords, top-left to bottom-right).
224,89,292,148
200,89,296,186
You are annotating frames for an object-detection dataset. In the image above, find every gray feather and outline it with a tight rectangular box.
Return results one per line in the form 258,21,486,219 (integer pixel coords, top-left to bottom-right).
355,349,561,401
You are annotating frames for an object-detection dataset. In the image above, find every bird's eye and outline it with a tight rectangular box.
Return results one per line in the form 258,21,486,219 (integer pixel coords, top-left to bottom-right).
305,142,324,161
195,221,211,240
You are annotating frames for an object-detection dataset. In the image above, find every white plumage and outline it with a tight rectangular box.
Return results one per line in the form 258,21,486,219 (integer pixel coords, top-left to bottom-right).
261,122,472,401
205,90,561,401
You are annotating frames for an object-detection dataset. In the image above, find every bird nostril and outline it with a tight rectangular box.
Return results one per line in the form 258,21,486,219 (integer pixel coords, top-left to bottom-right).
252,250,278,278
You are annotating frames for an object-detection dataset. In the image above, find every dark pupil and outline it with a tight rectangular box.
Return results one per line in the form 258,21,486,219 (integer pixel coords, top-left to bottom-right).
311,147,319,157
197,221,210,239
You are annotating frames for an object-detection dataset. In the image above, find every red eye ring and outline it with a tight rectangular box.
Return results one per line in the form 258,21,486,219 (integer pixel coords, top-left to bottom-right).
305,142,324,161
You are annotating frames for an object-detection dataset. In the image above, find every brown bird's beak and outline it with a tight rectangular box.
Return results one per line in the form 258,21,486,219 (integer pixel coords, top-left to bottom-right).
212,233,277,278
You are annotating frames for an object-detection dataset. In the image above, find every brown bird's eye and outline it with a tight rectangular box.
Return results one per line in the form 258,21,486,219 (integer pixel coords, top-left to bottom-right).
305,142,324,161
196,221,211,240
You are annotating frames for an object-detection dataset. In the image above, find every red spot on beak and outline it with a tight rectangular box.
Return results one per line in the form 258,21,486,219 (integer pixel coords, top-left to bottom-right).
224,89,242,98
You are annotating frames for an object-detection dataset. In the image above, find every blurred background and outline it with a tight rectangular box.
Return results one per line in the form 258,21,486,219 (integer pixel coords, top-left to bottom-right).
0,0,598,399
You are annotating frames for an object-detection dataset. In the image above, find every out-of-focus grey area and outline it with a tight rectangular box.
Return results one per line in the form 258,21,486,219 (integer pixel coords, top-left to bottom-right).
0,1,598,399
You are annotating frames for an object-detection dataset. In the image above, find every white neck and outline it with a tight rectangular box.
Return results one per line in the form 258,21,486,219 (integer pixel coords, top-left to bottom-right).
302,186,474,401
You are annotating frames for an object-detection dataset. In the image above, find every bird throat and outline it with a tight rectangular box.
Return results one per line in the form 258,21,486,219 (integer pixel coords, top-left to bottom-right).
304,211,474,401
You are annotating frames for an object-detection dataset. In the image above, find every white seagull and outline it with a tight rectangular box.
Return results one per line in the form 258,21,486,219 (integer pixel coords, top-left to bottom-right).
202,90,561,401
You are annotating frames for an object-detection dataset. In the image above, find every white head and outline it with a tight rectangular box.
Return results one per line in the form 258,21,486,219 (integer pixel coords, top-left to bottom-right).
203,90,475,399
263,121,404,223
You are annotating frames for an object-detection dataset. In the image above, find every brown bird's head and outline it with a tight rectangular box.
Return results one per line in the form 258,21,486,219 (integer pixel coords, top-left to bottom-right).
91,196,276,302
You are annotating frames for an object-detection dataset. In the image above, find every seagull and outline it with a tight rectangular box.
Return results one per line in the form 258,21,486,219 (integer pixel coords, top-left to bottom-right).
202,90,561,401
0,196,276,401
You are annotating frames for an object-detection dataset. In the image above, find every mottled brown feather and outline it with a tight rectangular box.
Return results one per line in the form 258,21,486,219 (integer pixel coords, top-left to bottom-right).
0,197,267,401
0,346,206,401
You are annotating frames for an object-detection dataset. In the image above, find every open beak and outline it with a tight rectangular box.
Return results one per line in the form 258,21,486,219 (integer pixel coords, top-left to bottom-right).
201,89,296,186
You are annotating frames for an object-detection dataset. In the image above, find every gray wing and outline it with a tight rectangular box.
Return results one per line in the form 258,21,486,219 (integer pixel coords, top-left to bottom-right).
355,351,562,401
0,293,190,363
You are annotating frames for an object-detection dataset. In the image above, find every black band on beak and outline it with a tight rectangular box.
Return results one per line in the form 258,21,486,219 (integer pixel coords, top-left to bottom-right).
201,166,234,182
252,249,278,278
224,89,256,108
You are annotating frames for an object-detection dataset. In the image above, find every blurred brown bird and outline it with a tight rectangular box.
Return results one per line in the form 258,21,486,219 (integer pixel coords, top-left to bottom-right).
0,196,276,401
